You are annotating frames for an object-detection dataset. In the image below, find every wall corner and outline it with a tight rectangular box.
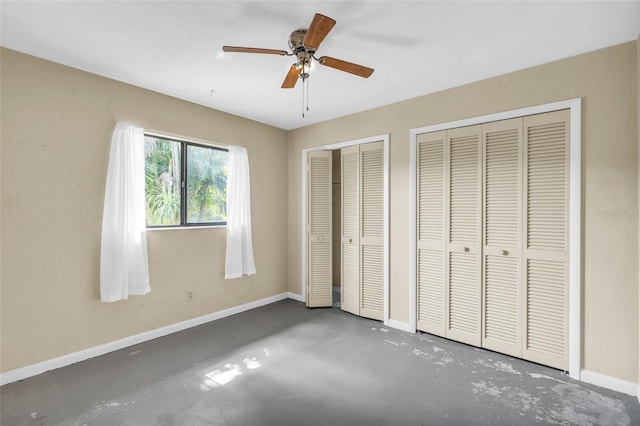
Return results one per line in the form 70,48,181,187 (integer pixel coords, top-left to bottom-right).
636,34,640,392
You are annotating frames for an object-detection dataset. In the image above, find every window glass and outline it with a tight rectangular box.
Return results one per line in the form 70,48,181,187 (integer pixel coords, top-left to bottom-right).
144,136,181,226
186,144,227,224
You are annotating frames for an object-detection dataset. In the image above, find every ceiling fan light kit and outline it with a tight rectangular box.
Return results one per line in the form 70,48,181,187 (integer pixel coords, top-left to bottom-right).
222,13,374,117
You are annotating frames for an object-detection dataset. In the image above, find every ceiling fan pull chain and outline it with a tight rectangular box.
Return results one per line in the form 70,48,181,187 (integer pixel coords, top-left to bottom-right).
301,79,305,118
306,77,310,112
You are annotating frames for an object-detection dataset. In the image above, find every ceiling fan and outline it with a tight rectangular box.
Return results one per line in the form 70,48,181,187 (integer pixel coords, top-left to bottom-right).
222,13,374,89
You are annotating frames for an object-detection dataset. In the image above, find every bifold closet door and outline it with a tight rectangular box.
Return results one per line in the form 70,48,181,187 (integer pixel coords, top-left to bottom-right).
307,151,332,308
522,110,569,370
481,118,522,358
416,131,446,335
341,145,360,315
341,142,384,320
415,111,569,370
415,126,483,345
446,126,482,346
359,142,384,321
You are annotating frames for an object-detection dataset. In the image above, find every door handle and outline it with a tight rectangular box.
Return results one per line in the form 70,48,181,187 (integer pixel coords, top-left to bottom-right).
464,247,470,252
349,238,353,243
502,250,509,256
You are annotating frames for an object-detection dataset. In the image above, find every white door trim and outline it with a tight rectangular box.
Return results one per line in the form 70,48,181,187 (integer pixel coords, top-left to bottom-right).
409,99,582,379
301,134,390,324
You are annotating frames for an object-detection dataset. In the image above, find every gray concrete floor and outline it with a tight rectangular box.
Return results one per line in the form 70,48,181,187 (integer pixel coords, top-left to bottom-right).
1,299,639,426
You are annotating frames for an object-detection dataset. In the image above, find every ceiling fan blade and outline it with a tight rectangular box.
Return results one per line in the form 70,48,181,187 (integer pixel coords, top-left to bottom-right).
281,64,302,88
303,14,336,50
223,46,288,55
318,56,374,78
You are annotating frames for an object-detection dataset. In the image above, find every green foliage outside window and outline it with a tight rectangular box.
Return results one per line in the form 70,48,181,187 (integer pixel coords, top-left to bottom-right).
144,135,227,227
186,144,227,223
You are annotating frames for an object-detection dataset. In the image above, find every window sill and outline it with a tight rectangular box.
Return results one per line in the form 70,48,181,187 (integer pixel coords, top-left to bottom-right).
146,225,226,231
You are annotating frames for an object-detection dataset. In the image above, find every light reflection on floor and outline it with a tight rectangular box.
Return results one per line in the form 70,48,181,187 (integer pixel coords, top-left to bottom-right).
201,352,264,389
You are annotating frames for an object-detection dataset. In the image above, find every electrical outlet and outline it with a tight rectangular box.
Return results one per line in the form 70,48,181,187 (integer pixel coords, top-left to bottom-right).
186,290,194,301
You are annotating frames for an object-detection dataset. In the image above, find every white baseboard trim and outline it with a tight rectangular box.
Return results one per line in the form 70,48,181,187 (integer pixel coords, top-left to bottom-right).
0,292,290,386
286,292,305,302
580,369,638,397
385,319,414,333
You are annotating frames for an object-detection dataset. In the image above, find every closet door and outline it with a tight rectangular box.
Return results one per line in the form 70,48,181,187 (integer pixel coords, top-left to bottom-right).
360,142,384,321
416,131,446,336
522,110,569,370
341,145,360,315
307,151,333,308
481,118,522,357
446,125,482,346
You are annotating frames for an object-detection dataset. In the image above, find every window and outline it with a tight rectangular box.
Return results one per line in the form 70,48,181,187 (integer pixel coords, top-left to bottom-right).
144,134,228,227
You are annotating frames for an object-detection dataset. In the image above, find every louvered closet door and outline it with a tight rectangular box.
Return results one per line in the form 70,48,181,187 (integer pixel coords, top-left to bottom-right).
416,131,446,336
341,145,360,315
481,118,522,357
307,151,333,308
359,142,384,321
522,110,569,370
446,125,482,346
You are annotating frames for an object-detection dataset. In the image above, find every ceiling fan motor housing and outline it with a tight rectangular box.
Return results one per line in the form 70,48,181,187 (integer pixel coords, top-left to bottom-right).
289,29,314,66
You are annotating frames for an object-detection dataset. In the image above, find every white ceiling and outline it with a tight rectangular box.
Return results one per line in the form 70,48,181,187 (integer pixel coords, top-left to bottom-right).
1,1,639,130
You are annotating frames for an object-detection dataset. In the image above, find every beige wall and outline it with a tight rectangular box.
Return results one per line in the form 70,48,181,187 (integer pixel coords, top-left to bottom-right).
288,41,639,383
0,48,289,373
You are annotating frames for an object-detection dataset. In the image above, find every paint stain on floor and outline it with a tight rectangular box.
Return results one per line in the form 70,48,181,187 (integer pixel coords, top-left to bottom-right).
469,357,633,425
375,324,635,425
548,382,631,426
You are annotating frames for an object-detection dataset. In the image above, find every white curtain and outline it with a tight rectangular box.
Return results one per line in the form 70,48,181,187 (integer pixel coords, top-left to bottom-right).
225,145,256,279
100,122,150,302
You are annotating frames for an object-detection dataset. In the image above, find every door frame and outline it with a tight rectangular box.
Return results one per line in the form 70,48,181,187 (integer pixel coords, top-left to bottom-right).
301,134,390,324
409,99,582,379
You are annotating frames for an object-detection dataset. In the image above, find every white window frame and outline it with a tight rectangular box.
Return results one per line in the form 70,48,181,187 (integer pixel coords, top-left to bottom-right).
144,130,229,229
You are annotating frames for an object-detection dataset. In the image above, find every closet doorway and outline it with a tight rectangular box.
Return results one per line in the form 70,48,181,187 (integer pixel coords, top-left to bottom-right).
409,99,582,378
302,134,389,323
